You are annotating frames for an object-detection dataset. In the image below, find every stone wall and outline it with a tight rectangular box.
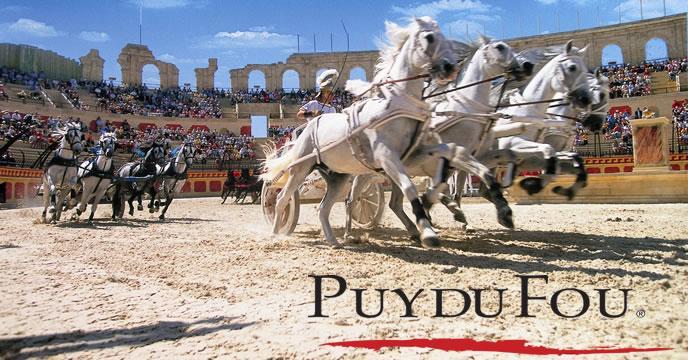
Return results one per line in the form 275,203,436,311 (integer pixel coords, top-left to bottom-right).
0,43,81,81
229,14,688,90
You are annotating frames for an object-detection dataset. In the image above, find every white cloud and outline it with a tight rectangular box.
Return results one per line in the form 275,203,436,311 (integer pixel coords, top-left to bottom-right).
127,0,206,9
200,30,297,49
391,0,497,17
614,0,688,21
157,53,206,64
6,18,63,37
78,31,110,42
248,25,274,32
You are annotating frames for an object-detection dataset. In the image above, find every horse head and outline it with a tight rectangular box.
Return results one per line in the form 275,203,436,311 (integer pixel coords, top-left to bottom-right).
474,36,525,80
145,144,164,164
99,132,117,158
552,40,592,109
59,122,83,155
377,16,458,86
580,69,610,132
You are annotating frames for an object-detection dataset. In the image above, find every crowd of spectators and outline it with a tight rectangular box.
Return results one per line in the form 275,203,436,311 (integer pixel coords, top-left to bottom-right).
672,100,688,150
0,107,261,167
227,87,354,110
600,63,653,98
83,82,223,119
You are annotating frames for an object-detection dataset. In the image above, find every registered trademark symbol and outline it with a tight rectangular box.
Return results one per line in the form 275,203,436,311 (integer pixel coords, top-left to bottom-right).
636,309,646,318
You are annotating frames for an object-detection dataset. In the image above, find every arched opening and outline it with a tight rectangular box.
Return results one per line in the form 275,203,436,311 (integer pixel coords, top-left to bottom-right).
645,38,668,61
601,44,624,66
349,66,367,81
248,69,266,90
282,69,300,90
315,68,328,90
141,63,160,89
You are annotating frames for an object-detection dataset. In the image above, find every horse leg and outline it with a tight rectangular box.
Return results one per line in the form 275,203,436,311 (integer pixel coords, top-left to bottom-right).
159,195,172,220
74,179,91,220
449,145,514,229
41,177,51,223
551,152,587,200
318,172,352,247
377,148,438,248
344,176,362,241
88,182,109,223
388,183,421,242
128,191,137,216
272,163,313,235
221,185,228,204
148,184,157,213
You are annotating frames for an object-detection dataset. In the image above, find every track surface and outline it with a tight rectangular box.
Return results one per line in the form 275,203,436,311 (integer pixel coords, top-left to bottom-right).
0,198,686,359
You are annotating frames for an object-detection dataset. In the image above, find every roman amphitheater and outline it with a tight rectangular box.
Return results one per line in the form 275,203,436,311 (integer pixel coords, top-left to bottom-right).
0,13,687,359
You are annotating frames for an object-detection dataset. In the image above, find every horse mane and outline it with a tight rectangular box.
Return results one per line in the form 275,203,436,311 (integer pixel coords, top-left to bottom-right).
373,20,415,83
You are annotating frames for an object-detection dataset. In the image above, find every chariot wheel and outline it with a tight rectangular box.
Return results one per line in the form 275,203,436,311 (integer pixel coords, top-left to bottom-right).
350,181,385,229
261,182,300,235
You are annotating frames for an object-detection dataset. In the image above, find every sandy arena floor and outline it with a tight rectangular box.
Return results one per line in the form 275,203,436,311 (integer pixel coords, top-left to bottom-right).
0,198,686,359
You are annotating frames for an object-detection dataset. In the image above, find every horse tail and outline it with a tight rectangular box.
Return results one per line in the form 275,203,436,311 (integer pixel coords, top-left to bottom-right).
260,140,299,183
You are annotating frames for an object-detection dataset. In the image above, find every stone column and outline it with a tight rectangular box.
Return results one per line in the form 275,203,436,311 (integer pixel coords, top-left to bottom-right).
79,49,105,82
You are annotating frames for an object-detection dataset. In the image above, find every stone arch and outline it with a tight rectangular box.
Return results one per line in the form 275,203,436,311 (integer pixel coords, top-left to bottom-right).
141,63,160,88
644,37,669,61
117,44,179,89
281,68,300,90
601,44,624,66
349,66,366,81
248,69,266,90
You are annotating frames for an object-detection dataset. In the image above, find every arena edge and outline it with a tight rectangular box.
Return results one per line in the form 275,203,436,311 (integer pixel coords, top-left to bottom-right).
308,275,631,319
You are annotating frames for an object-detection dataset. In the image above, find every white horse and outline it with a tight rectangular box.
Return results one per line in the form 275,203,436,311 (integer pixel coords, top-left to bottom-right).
72,132,117,223
261,17,458,248
482,43,592,193
155,142,195,220
536,70,610,199
345,37,534,239
41,122,83,223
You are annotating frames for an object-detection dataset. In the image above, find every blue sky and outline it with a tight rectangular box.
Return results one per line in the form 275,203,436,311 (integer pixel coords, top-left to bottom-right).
0,0,686,89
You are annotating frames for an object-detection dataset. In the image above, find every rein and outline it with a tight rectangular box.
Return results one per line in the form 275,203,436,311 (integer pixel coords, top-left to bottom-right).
422,73,507,100
356,74,431,98
496,97,568,108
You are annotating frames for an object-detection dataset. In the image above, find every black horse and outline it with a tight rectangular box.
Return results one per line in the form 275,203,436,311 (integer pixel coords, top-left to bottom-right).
111,144,164,218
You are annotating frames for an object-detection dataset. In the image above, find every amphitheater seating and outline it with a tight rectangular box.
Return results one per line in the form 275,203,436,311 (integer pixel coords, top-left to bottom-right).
189,124,210,132
138,122,157,131
608,105,632,115
164,123,183,131
651,71,679,94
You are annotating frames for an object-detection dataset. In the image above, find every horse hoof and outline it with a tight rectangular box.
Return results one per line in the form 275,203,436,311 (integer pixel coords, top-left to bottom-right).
128,210,134,216
344,234,361,244
497,207,514,229
519,177,544,195
48,207,56,214
453,211,467,224
410,233,421,244
149,208,155,213
159,215,165,220
137,205,144,211
76,209,82,216
552,186,575,200
327,239,343,248
421,234,441,249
